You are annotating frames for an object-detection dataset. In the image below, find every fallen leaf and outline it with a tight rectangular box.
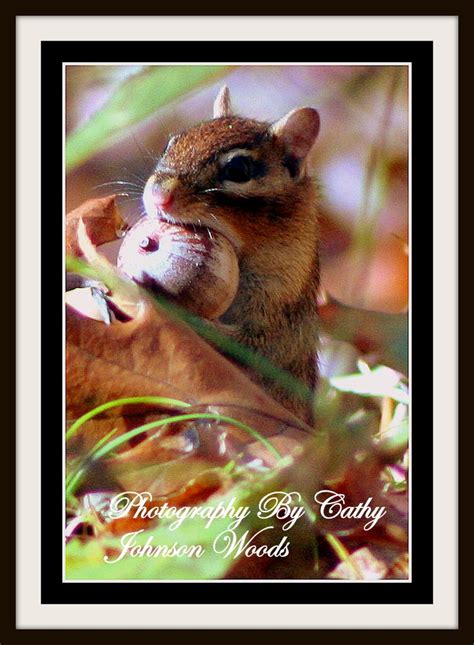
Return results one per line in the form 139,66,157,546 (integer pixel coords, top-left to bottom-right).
66,195,125,257
66,297,312,437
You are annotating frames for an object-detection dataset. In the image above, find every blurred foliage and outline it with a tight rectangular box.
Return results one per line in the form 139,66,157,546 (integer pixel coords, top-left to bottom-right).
66,65,231,170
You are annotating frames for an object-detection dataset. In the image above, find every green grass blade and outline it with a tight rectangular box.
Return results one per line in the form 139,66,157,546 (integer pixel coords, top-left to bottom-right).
91,412,282,462
66,410,282,498
66,65,231,170
66,396,190,441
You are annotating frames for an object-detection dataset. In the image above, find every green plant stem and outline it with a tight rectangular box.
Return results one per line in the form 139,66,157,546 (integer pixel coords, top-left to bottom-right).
325,533,363,579
92,413,282,461
66,410,282,499
66,396,191,441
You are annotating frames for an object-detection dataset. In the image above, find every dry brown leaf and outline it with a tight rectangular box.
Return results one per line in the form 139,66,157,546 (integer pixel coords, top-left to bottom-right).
66,297,314,493
104,515,155,537
67,414,176,458
155,468,233,508
66,195,125,257
66,298,311,438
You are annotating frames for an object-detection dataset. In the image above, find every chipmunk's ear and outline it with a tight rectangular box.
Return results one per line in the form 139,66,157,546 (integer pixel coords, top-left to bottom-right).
271,107,320,163
213,85,232,118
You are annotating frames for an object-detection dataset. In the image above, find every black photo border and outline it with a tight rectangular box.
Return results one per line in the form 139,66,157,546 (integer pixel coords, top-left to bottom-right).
41,40,433,605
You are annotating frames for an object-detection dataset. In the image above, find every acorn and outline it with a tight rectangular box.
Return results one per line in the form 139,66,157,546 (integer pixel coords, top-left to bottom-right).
117,217,239,319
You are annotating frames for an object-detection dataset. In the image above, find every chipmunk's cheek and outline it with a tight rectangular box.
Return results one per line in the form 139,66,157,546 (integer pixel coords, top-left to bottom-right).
117,216,240,320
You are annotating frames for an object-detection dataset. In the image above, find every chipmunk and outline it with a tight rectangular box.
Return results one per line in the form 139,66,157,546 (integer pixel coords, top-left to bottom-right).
142,86,321,423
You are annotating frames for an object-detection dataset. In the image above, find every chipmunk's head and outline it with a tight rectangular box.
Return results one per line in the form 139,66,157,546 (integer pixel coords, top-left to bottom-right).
143,86,320,256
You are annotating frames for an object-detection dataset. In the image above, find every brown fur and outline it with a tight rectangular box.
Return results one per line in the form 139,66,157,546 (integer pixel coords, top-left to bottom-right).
163,117,269,173
146,113,320,423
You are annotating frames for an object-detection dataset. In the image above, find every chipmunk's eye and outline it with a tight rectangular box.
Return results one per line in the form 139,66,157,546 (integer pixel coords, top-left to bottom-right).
219,155,262,183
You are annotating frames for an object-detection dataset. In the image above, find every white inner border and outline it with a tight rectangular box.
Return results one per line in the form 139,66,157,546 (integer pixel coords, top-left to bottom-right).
61,60,412,586
16,15,457,629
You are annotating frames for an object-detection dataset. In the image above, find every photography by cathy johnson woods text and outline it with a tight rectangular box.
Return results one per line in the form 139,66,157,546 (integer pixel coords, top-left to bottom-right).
103,490,387,563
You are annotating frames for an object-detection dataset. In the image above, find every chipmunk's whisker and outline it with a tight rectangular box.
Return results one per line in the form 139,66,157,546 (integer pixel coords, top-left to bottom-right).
116,194,144,202
92,180,144,191
131,132,157,164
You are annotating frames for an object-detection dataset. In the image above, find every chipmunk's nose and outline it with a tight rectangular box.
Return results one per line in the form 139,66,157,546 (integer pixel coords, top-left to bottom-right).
151,177,178,208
